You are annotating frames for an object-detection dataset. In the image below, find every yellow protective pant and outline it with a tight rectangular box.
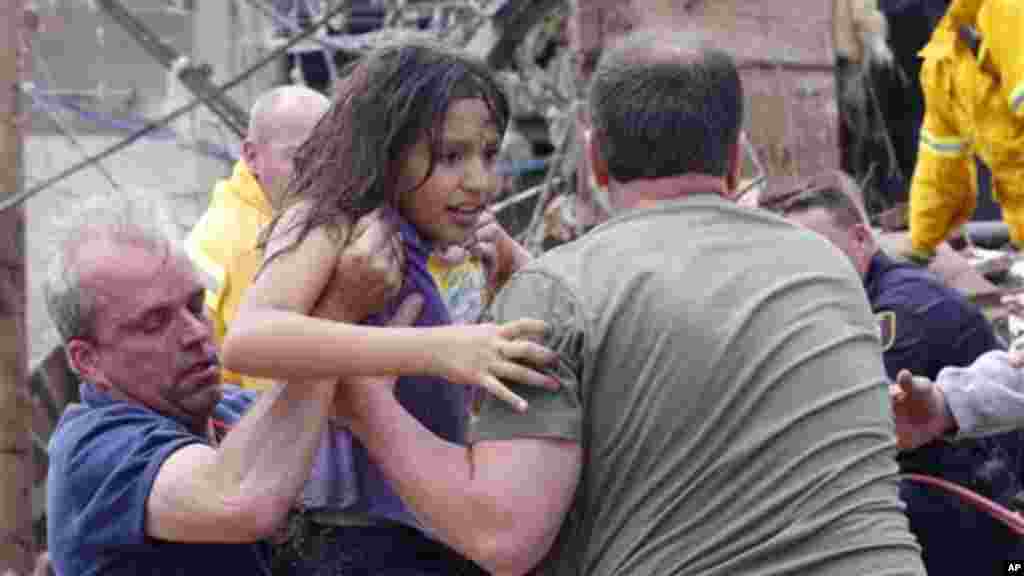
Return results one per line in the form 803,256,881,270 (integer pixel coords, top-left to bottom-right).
908,0,1024,255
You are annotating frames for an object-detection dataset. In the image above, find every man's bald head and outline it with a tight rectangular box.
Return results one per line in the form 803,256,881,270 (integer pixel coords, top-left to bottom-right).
243,85,330,207
247,84,330,144
587,28,743,184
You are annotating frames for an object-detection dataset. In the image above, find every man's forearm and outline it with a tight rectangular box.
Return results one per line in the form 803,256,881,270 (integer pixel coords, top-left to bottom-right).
349,387,519,573
213,378,336,530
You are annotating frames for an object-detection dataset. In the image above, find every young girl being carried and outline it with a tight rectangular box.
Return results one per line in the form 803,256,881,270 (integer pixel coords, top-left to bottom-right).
220,39,557,573
220,40,556,415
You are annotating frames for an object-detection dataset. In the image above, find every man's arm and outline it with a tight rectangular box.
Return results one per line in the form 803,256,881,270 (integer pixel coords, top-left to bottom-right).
146,219,415,543
878,303,934,381
892,349,1024,448
348,387,581,575
938,349,1024,439
344,268,586,575
146,377,336,542
146,292,424,543
877,282,998,381
977,0,1024,116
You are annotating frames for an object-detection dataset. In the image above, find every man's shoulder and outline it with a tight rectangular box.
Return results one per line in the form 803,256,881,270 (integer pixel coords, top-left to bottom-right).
516,201,849,296
510,243,586,305
870,255,995,355
186,190,267,299
52,400,162,446
48,399,202,517
50,400,191,464
188,176,268,258
872,257,967,310
189,192,264,245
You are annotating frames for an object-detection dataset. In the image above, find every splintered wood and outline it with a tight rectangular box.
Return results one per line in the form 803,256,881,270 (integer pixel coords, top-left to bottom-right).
0,0,34,571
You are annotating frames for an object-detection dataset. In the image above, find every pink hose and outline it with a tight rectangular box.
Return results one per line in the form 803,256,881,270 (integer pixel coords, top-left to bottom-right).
902,473,1024,537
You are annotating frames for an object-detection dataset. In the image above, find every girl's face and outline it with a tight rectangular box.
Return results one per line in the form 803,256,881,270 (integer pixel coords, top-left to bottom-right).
396,98,502,247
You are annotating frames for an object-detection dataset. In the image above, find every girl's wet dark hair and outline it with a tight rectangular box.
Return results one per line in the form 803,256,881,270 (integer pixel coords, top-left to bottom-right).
262,39,510,255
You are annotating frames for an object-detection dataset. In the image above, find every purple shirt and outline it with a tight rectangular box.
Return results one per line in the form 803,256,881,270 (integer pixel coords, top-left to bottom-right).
301,212,466,531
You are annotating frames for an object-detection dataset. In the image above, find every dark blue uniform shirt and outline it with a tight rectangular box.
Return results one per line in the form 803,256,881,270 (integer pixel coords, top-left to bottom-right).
47,384,269,576
865,251,1002,380
864,251,1023,575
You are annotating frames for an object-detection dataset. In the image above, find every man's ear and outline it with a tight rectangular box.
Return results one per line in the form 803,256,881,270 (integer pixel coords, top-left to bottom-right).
66,339,101,385
586,128,610,189
241,140,258,175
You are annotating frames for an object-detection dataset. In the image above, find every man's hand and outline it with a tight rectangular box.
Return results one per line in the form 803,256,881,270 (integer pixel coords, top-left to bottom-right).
332,293,424,423
314,210,404,322
466,209,532,296
890,369,956,450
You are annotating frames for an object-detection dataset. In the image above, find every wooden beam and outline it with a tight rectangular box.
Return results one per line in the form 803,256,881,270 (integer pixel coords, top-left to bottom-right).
0,0,35,570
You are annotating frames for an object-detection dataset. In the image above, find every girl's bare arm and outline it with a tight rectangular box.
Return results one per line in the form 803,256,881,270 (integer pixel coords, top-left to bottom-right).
222,207,558,408
221,206,420,379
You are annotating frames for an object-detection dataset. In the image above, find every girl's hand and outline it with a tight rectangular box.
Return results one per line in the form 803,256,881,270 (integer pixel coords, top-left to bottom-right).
466,210,532,295
436,319,559,412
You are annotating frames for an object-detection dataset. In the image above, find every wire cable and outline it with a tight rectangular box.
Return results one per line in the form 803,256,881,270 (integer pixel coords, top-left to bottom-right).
22,85,123,192
29,48,122,192
26,82,236,159
1,0,353,214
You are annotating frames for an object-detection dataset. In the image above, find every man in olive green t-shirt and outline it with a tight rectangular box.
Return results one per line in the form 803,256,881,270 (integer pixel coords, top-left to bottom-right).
338,29,926,575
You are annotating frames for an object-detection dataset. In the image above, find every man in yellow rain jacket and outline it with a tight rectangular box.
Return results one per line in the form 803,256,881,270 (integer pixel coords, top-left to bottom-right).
909,0,1024,261
186,85,330,390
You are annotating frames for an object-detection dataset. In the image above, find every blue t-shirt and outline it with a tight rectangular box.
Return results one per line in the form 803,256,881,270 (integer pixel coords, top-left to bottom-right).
47,384,269,576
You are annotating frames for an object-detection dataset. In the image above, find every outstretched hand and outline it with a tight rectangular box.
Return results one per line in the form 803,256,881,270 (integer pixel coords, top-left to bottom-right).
435,318,559,412
890,369,955,450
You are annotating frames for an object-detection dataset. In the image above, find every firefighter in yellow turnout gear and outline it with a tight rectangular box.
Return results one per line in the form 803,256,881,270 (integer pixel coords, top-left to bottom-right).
909,0,1024,261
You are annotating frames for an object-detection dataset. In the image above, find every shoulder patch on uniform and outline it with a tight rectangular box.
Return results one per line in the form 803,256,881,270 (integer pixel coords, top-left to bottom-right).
876,310,896,351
